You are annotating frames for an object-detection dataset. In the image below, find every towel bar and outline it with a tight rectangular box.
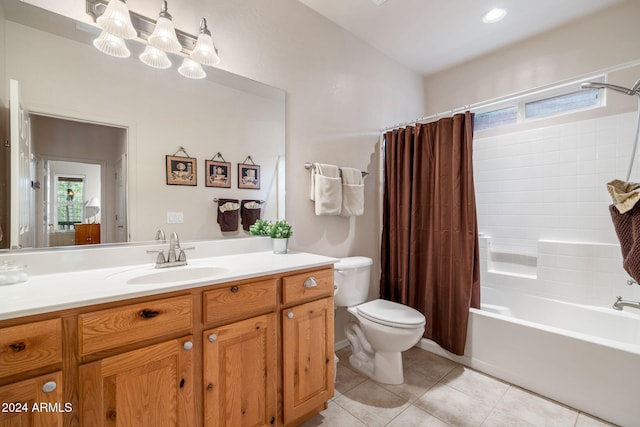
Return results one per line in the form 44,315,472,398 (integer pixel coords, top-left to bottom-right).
213,198,265,204
304,162,368,177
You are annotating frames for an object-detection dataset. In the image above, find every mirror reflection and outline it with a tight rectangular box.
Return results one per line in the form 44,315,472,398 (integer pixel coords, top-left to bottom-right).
1,0,286,250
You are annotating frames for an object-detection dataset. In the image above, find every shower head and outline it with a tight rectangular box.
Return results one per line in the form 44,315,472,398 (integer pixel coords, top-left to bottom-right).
581,80,640,96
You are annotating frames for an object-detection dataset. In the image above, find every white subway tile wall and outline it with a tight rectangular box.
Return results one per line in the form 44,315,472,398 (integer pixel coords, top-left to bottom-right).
474,112,640,307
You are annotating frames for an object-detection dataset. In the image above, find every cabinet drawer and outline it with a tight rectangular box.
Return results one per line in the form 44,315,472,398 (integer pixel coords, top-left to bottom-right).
282,268,334,305
203,279,277,324
79,295,192,356
0,318,62,378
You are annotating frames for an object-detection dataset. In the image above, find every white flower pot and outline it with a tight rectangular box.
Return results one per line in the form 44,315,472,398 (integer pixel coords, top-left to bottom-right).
272,238,289,254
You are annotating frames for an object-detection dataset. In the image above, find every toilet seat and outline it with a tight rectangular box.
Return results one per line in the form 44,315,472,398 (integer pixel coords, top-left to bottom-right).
355,299,426,329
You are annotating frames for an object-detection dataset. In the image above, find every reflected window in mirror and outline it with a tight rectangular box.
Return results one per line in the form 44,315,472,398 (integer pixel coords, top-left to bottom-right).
55,176,85,231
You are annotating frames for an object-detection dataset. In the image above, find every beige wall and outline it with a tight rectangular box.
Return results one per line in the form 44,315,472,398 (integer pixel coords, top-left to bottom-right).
211,0,425,261
209,0,425,341
423,0,640,115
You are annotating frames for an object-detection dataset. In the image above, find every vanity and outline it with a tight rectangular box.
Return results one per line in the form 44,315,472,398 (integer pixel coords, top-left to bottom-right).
0,238,336,427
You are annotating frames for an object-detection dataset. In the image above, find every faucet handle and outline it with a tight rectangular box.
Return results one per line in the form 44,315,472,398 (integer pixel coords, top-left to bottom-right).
177,247,195,262
146,249,166,264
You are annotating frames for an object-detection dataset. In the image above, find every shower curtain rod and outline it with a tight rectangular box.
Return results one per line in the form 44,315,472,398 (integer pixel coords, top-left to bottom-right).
381,58,640,133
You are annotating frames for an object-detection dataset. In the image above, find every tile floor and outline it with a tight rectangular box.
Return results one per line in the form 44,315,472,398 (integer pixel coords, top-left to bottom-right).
301,346,617,427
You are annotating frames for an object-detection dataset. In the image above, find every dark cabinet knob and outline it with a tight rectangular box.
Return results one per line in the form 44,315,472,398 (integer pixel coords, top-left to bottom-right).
138,309,160,319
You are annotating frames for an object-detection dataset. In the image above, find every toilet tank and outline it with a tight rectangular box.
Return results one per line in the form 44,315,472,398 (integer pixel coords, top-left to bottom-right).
334,256,373,307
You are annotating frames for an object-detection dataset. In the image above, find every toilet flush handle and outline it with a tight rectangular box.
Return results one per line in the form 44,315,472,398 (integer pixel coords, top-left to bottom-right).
304,277,318,288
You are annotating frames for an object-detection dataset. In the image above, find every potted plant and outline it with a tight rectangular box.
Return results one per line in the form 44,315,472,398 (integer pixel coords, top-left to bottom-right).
249,219,271,236
268,220,293,254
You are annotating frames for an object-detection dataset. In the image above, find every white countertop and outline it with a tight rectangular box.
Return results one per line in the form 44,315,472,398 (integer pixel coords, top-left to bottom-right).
0,251,337,321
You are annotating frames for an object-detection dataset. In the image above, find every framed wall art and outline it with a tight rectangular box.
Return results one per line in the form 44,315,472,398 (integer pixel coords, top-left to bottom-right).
166,147,197,186
238,156,260,189
206,153,231,188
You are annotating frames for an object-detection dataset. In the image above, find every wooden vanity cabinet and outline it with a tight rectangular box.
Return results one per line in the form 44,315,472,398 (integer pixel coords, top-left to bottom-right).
202,280,278,427
280,269,335,426
0,265,335,427
0,319,64,427
0,371,65,427
79,336,195,427
203,314,277,426
77,295,195,427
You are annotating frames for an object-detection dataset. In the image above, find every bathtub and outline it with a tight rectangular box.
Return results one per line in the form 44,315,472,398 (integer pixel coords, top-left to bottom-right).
419,287,640,427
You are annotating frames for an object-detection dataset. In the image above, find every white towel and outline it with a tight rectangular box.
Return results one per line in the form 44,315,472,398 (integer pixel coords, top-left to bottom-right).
219,201,240,212
311,163,342,215
340,167,364,216
608,179,640,213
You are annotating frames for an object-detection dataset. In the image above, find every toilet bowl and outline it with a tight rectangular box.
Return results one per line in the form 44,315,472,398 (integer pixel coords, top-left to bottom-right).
334,257,426,385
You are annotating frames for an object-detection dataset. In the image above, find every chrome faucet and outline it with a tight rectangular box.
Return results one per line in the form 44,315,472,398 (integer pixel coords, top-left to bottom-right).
155,229,166,241
612,296,640,311
147,232,193,268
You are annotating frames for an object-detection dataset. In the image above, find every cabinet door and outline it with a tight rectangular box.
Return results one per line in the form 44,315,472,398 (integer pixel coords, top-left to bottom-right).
204,313,276,427
0,371,64,427
282,297,334,425
79,336,194,427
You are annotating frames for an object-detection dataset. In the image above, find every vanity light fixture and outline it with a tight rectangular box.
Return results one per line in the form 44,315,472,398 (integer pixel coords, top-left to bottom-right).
482,8,507,24
87,0,221,79
147,0,182,54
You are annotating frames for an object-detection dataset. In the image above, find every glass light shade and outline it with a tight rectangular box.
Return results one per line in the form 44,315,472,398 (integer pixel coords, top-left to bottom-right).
139,45,172,69
191,18,220,66
191,32,220,66
178,58,206,79
93,30,131,58
96,0,137,39
148,17,182,53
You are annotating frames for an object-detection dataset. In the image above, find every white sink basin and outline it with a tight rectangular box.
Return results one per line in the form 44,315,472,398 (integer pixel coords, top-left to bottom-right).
107,265,227,285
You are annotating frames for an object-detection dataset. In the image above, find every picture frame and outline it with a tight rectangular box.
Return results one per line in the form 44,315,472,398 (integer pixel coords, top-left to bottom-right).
238,163,260,189
166,155,197,186
206,160,231,188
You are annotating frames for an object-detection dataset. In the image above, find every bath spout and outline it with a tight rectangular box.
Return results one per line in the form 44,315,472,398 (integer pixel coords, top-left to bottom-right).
612,296,640,311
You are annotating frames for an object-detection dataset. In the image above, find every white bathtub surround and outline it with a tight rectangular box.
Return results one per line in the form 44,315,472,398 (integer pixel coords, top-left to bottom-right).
0,237,337,320
419,286,640,427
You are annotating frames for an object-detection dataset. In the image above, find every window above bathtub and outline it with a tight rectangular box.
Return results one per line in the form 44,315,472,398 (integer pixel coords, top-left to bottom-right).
474,76,605,132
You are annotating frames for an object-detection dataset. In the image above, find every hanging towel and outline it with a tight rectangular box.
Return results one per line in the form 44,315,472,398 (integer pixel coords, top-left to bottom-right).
607,179,640,213
241,200,262,231
311,163,342,215
340,167,365,216
609,201,640,283
217,199,240,232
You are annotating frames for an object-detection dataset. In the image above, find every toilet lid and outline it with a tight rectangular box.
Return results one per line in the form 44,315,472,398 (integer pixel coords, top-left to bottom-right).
356,299,426,329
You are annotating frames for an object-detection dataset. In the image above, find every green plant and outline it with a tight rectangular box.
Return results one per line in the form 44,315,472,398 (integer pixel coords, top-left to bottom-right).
249,219,271,236
268,220,293,239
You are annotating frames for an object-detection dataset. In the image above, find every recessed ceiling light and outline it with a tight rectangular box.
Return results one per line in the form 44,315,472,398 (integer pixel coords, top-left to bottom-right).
482,8,507,24
370,0,388,5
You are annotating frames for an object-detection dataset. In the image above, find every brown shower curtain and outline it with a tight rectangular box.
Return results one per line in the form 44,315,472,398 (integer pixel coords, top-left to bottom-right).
381,112,480,355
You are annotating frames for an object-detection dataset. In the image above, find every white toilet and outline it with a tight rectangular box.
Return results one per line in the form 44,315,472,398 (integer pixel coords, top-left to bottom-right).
334,256,426,385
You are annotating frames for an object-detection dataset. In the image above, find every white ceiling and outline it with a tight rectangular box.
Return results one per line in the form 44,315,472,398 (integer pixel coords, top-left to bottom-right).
298,0,626,76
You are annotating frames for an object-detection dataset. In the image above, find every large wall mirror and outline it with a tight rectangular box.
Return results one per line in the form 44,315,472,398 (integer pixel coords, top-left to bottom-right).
0,0,286,250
